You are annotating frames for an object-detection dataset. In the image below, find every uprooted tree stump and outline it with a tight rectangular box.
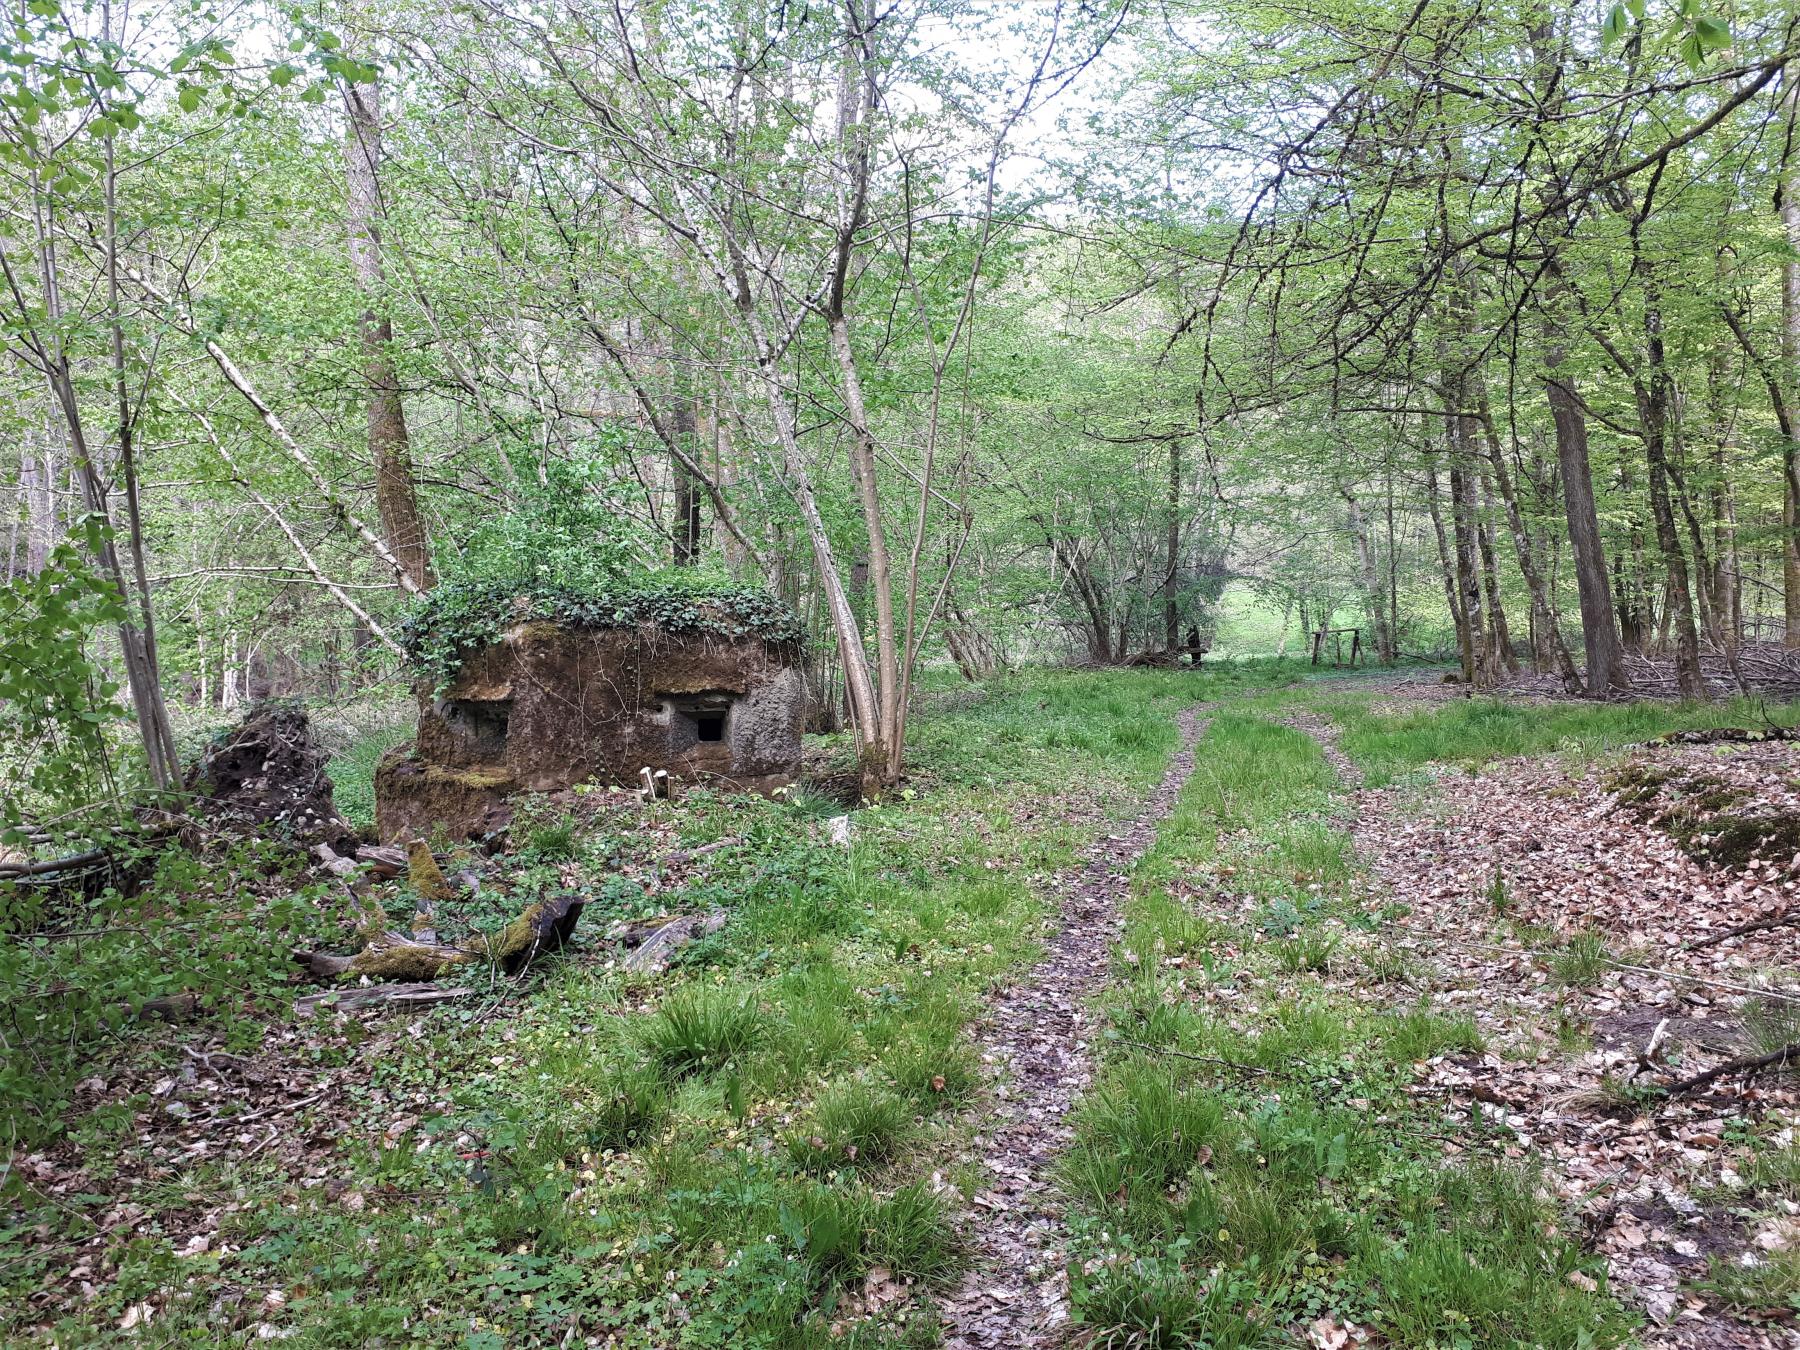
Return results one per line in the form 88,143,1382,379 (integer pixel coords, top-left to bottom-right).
187,700,358,853
2,702,353,893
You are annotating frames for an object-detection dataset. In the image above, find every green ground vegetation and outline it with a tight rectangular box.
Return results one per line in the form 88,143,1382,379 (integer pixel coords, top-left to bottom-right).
8,666,1800,1345
0,666,1252,1347
1064,679,1800,1347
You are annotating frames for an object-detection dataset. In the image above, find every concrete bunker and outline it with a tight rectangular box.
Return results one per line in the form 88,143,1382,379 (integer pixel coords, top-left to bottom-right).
375,614,803,843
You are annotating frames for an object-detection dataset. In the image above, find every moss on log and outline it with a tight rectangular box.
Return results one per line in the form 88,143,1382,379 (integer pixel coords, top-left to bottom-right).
298,889,584,987
407,839,456,904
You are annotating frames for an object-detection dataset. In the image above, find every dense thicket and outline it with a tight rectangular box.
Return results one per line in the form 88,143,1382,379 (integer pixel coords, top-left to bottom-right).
3,0,1797,835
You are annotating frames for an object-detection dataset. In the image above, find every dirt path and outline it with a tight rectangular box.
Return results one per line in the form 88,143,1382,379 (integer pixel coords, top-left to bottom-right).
937,706,1209,1348
1279,706,1363,787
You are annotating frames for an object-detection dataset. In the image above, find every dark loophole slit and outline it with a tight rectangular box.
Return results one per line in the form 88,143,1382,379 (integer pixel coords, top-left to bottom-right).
694,713,726,742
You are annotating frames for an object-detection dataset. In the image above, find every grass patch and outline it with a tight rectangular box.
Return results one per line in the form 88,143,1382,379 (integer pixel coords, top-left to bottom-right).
1743,985,1800,1062
1699,1245,1800,1318
1068,704,1634,1346
1550,930,1611,987
1322,694,1800,788
786,1079,912,1174
1381,1006,1485,1062
640,986,763,1076
1071,1259,1268,1348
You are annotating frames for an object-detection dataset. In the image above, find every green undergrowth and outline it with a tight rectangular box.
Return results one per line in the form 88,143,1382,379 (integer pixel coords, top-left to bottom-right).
1067,706,1636,1348
395,462,805,688
1310,692,1800,788
403,575,806,691
325,718,415,833
3,665,1271,1348
0,841,335,1142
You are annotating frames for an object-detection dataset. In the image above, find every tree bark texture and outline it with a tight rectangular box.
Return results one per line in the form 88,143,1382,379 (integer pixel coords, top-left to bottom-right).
344,76,433,593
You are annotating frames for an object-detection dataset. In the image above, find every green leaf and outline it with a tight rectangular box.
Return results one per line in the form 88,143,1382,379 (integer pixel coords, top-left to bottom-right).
269,62,296,87
1601,3,1628,46
1679,30,1705,69
177,84,200,112
1694,16,1731,48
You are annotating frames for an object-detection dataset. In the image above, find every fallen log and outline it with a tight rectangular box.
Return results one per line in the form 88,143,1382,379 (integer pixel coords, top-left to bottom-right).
0,846,113,880
137,992,201,1022
356,844,407,878
295,890,586,984
296,983,476,1016
294,937,475,982
0,827,178,888
1685,909,1799,952
663,837,740,866
1662,1039,1800,1097
1643,726,1800,747
621,910,726,971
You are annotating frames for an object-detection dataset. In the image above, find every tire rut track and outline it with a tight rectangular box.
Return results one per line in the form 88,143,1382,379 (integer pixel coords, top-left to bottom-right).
937,705,1209,1348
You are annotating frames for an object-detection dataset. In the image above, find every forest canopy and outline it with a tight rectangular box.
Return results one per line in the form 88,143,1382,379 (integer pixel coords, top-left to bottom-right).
3,0,1798,816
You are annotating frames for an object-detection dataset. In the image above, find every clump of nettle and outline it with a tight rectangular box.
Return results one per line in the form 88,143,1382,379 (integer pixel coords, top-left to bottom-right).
398,462,800,690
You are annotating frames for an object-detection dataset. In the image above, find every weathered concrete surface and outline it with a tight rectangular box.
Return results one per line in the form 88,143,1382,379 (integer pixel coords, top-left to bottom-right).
376,621,802,841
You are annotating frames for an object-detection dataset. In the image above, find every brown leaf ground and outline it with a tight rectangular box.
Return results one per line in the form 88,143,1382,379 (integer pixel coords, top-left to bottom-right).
1310,712,1800,1347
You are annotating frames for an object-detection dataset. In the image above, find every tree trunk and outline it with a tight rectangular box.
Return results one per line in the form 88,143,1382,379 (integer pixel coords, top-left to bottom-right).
1477,393,1580,690
1165,439,1182,652
1783,74,1800,646
1449,457,1493,687
1048,534,1114,663
747,339,882,781
11,81,181,789
1542,293,1628,692
221,634,241,709
1424,457,1468,675
1476,470,1519,674
344,73,433,593
21,443,52,575
1613,452,1649,655
673,461,702,566
826,315,900,788
1704,320,1741,653
1640,289,1706,698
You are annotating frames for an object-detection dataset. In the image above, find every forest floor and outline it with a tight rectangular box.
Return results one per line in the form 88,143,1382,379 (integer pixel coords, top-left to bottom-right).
5,662,1800,1347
